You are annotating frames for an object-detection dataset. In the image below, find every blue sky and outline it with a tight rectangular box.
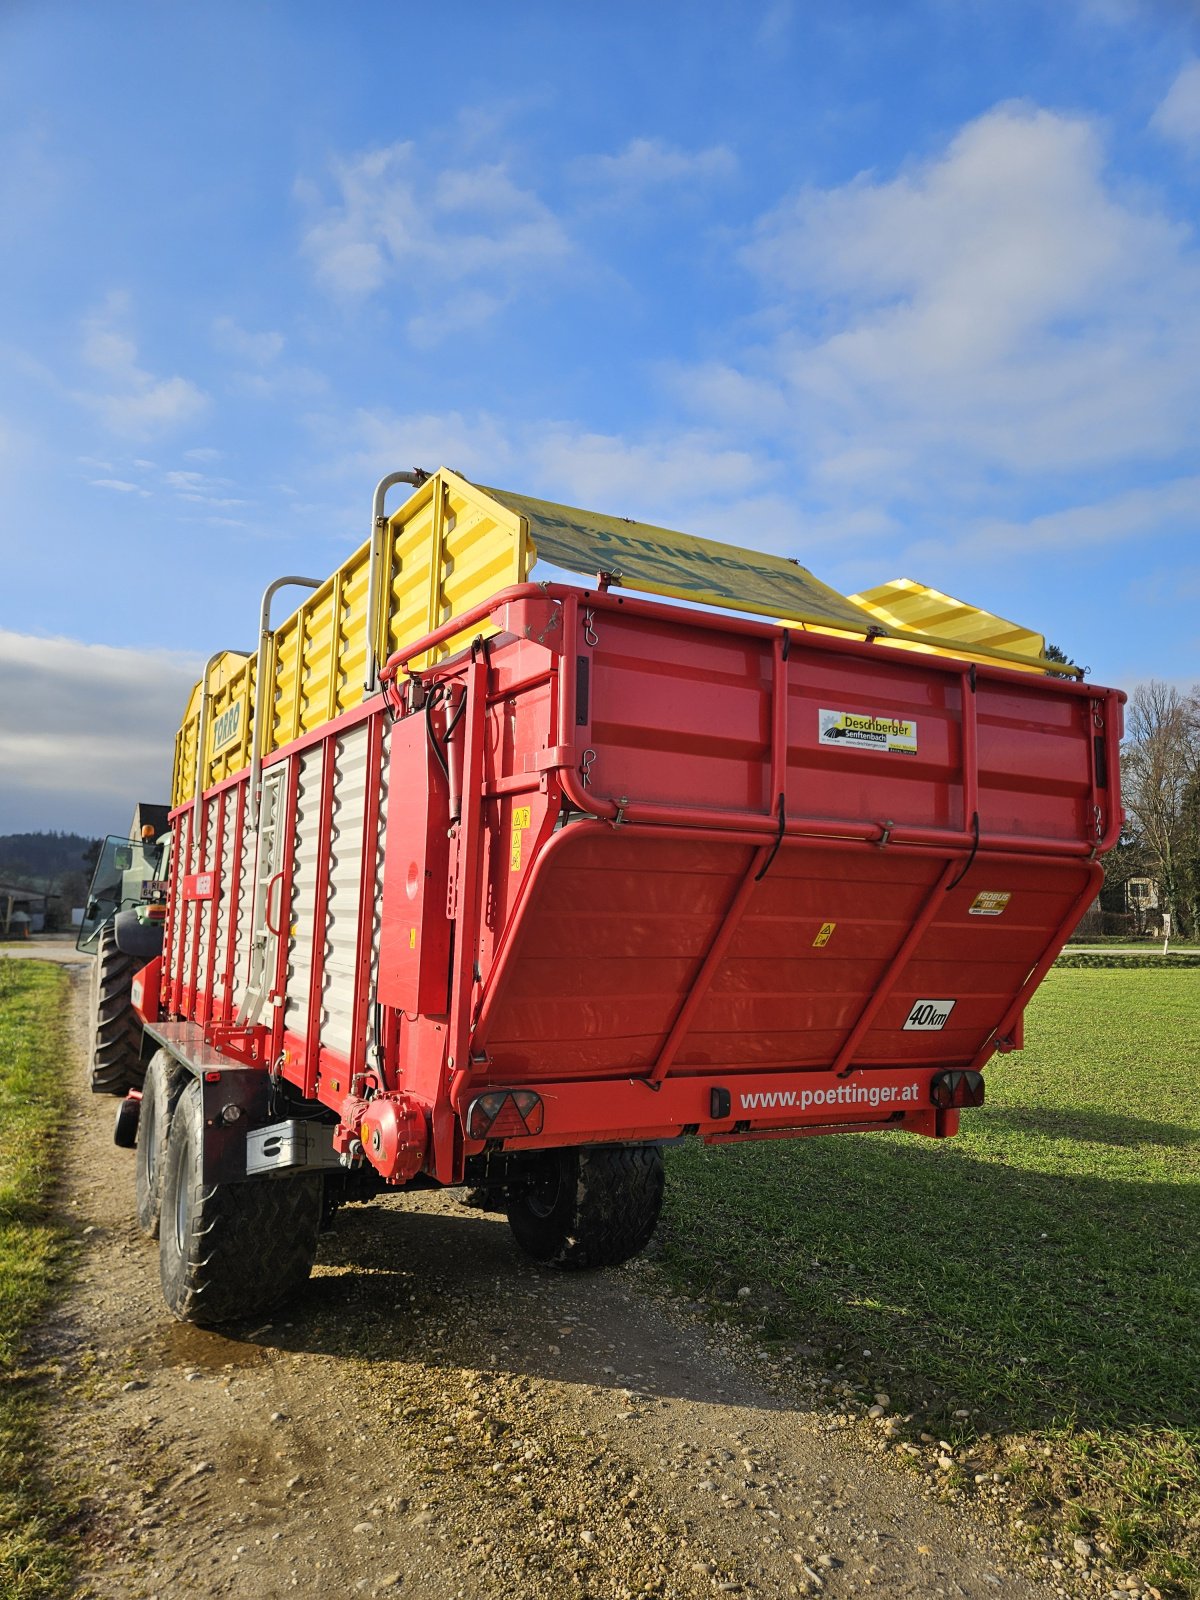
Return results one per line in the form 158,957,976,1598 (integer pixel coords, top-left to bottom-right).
2,0,1199,835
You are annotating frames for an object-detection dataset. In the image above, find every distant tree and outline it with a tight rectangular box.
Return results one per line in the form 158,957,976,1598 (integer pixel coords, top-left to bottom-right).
1120,681,1200,936
1044,642,1072,664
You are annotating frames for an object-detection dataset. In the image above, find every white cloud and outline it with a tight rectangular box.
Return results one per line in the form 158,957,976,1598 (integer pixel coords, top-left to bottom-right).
78,297,208,437
0,630,200,834
573,138,737,198
299,142,571,333
714,103,1200,501
213,315,285,366
909,475,1200,562
1152,60,1200,153
90,477,149,496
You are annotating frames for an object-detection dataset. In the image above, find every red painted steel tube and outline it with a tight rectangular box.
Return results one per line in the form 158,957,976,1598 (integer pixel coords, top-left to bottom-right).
199,788,227,1025
218,781,247,1024
304,732,338,1097
645,842,771,1089
827,858,960,1078
170,806,194,1017
269,755,300,1064
349,715,385,1084
960,667,979,831
185,794,209,1014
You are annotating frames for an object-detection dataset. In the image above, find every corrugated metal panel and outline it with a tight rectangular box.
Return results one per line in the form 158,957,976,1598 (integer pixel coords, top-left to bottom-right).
172,469,530,805
848,579,1047,674
321,725,369,1059
284,749,323,1041
231,808,257,1013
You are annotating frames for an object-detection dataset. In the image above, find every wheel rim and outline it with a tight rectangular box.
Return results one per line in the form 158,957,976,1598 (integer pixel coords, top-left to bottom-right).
173,1153,192,1257
143,1095,158,1187
524,1156,564,1219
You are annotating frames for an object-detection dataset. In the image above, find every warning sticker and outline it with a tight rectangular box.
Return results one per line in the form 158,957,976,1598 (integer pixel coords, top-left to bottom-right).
819,708,917,755
969,891,1012,917
903,999,956,1031
812,922,836,947
510,805,532,872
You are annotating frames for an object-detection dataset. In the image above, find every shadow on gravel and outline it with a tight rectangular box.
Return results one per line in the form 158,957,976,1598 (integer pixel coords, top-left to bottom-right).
163,1195,789,1412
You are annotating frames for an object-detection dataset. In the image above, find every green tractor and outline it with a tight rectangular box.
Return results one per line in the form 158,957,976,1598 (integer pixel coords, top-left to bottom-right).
77,803,171,1095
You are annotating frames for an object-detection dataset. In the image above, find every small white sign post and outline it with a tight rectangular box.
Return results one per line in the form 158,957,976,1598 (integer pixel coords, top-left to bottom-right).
1162,910,1172,955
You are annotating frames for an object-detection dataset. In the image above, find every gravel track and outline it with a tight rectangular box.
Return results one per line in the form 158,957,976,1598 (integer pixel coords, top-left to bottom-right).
39,949,1057,1600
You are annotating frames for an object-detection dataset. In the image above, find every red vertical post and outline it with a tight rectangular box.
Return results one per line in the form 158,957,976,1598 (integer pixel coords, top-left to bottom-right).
219,781,247,1024
268,754,300,1064
349,713,385,1084
199,788,227,1024
304,732,338,1096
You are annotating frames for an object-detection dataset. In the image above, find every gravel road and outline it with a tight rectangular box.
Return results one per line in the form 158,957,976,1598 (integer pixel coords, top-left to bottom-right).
40,950,1058,1600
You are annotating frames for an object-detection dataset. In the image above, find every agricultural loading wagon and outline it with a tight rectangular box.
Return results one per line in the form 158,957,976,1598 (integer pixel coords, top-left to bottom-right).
92,468,1123,1325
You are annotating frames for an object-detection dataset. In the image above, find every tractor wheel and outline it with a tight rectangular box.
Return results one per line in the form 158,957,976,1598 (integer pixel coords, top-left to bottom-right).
505,1144,665,1269
159,1080,322,1326
89,925,144,1095
135,1050,187,1239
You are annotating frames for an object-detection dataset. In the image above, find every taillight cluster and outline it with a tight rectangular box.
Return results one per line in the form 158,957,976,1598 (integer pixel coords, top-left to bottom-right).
929,1070,985,1108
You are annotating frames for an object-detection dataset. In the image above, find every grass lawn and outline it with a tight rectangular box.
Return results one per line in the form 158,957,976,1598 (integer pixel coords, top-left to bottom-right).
660,968,1200,1595
0,960,73,1599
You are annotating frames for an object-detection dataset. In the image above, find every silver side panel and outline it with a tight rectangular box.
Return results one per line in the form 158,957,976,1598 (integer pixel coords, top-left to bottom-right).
284,747,323,1040
322,724,370,1059
231,799,257,1012
211,787,238,1009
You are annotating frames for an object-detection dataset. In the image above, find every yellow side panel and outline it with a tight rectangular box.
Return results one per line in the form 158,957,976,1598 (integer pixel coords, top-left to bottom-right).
171,652,253,808
173,469,530,806
849,578,1048,674
383,471,527,670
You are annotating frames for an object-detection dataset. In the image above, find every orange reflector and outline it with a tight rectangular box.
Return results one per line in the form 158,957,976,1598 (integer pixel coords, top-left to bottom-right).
929,1070,985,1109
467,1089,545,1140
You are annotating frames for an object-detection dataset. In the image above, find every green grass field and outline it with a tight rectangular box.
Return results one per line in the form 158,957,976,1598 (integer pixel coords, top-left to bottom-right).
661,968,1200,1594
0,960,73,1600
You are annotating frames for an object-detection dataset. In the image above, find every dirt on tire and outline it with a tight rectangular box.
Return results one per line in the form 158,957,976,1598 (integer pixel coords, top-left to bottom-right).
43,954,1057,1600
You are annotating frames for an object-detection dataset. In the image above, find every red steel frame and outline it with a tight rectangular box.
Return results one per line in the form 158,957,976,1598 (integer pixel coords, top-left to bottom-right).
156,579,1123,1189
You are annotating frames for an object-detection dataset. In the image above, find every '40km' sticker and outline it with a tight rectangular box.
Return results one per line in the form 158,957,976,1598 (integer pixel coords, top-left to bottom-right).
903,998,956,1031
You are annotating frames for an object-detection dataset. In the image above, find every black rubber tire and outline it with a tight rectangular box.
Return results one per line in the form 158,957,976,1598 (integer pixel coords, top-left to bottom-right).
505,1144,665,1269
89,924,144,1096
135,1050,187,1239
159,1081,323,1326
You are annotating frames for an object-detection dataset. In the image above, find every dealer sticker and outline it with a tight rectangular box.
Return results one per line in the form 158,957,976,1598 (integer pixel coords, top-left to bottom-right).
969,891,1011,916
819,708,917,755
903,998,956,1031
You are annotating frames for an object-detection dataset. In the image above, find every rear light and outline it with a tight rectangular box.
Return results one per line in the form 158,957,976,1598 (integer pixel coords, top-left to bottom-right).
467,1089,545,1140
930,1070,985,1109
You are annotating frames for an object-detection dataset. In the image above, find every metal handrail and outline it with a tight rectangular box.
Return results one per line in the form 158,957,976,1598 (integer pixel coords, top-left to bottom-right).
248,576,322,829
364,468,429,693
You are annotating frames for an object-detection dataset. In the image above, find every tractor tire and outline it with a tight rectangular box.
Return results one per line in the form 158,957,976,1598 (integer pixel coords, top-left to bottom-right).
505,1144,665,1269
135,1050,187,1239
159,1080,322,1326
89,925,144,1096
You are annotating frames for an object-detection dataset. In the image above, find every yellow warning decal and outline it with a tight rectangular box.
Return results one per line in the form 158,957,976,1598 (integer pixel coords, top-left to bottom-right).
819,708,917,755
409,927,417,949
511,805,532,872
812,922,836,948
969,891,1012,917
